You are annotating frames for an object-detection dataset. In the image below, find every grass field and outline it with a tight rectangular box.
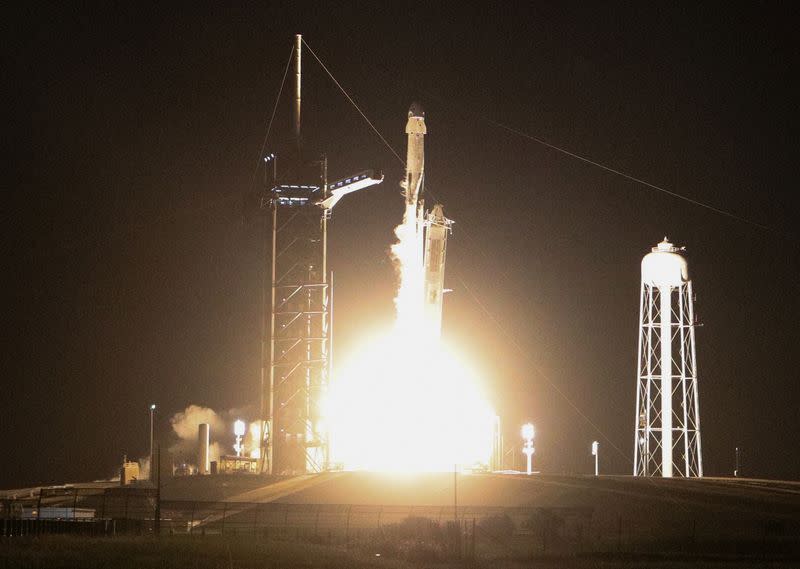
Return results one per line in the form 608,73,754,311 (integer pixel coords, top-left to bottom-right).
0,536,407,569
1,535,799,569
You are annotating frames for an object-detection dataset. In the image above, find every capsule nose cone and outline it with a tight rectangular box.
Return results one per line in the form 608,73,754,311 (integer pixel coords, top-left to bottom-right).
408,102,425,118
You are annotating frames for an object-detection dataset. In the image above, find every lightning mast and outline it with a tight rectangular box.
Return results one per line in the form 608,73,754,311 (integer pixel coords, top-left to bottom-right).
633,238,703,477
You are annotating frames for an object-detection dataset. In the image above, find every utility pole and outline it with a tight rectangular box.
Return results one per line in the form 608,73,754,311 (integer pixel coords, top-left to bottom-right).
149,404,156,480
453,463,458,522
734,447,741,477
154,443,161,536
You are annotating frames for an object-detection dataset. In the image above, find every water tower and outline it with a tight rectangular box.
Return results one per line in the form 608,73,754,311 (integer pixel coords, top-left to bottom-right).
633,238,703,477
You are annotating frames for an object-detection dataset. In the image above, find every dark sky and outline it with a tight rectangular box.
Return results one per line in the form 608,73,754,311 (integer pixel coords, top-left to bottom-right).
5,3,798,488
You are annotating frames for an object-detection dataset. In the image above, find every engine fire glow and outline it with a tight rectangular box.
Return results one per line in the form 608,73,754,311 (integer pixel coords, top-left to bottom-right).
326,331,496,472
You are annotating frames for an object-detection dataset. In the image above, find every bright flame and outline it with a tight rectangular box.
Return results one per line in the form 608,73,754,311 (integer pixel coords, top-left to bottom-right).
392,204,426,335
326,206,496,471
249,422,261,459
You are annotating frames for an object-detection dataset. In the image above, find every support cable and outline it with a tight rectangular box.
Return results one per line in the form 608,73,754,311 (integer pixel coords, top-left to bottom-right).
250,45,295,191
481,117,772,232
454,271,632,464
301,38,405,166
61,45,294,253
356,63,773,232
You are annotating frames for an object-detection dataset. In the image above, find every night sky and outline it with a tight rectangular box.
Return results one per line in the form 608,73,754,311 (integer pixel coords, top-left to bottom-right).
5,4,798,489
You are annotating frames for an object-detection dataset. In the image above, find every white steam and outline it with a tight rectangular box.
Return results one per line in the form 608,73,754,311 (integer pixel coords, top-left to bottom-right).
165,404,261,467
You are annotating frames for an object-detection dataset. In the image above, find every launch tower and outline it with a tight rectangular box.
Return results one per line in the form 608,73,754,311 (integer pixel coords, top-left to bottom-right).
260,35,382,474
633,238,703,478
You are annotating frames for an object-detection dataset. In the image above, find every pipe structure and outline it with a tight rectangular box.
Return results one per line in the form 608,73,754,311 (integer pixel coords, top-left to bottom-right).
660,285,673,477
198,423,210,475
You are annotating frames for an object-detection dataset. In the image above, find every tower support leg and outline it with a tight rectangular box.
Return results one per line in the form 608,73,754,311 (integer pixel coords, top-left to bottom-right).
660,286,673,477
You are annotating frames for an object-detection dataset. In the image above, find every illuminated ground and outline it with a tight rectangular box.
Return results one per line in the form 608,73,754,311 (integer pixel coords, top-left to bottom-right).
160,472,799,559
157,471,800,511
7,472,799,514
177,473,799,539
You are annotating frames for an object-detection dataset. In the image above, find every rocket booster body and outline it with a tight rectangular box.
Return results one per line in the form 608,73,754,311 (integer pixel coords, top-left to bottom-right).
423,204,451,336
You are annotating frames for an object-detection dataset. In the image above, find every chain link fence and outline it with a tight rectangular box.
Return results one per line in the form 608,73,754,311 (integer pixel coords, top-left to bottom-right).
2,486,799,561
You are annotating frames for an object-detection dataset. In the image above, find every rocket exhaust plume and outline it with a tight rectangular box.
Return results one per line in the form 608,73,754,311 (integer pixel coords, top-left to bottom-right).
326,106,496,472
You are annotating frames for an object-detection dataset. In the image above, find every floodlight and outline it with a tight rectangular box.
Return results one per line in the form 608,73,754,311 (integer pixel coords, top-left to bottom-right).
234,419,246,437
521,423,535,442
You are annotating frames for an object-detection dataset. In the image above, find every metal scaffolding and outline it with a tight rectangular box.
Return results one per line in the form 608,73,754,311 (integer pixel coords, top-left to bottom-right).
261,172,330,475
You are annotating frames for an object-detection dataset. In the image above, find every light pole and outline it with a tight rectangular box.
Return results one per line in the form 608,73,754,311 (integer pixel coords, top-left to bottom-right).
591,441,599,476
149,404,156,480
454,463,458,523
734,447,741,477
521,423,535,475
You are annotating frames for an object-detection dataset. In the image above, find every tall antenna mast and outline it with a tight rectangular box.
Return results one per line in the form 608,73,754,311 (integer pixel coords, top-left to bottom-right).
293,34,302,149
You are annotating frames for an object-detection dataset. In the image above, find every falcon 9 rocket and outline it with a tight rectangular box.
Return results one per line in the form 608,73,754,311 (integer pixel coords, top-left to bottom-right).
401,104,452,339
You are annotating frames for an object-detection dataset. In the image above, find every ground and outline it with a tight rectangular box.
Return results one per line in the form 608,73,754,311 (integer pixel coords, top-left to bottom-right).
3,474,799,566
1,536,798,568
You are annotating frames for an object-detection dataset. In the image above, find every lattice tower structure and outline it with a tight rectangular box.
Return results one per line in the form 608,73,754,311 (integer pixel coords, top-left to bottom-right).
262,167,330,475
634,238,703,477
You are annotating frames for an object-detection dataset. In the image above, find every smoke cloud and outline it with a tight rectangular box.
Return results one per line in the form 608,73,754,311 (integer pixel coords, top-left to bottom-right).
168,405,224,464
164,404,261,467
170,405,225,441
